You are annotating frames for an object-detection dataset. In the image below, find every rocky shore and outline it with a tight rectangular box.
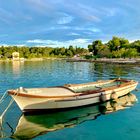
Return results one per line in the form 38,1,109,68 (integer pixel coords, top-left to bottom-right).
66,58,140,64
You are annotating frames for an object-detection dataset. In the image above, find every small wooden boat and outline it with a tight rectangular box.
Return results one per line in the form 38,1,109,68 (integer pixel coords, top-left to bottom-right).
8,79,138,112
11,93,137,140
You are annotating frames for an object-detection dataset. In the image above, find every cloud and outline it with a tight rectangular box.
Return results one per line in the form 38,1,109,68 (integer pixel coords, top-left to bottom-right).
129,39,139,43
57,13,74,24
1,0,140,44
0,44,26,47
67,32,80,36
49,26,70,30
26,38,91,47
90,28,101,33
0,8,14,24
100,7,119,17
74,27,101,33
0,7,33,25
24,0,54,15
27,39,48,44
28,25,101,37
69,38,90,44
64,3,101,22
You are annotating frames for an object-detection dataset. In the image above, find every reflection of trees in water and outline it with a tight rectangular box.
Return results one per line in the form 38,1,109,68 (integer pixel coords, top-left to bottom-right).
111,65,128,77
94,63,104,76
110,64,139,78
88,63,104,80
88,62,140,80
0,62,12,74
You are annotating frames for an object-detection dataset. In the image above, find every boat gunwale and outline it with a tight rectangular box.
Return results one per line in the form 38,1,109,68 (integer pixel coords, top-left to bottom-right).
81,80,137,95
63,79,115,87
8,79,138,99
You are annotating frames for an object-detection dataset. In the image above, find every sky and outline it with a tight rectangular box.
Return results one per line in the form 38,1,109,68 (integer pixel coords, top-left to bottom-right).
0,0,140,47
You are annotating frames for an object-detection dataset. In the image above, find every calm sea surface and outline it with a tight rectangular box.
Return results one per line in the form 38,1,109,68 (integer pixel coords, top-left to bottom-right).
0,60,140,140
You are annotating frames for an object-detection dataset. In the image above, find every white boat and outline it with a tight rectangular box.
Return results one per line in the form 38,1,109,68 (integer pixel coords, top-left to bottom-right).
8,79,138,112
10,93,137,140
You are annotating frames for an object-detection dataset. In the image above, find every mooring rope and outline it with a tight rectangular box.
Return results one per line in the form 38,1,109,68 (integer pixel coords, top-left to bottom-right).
0,91,18,131
0,92,17,139
0,91,8,104
0,91,18,139
0,98,15,120
0,91,18,118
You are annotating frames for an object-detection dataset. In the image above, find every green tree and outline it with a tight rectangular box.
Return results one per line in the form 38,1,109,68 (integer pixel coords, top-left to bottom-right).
130,40,140,53
59,47,66,55
66,50,73,57
88,40,102,56
97,45,111,58
120,38,129,48
112,48,126,58
107,36,120,51
125,48,138,58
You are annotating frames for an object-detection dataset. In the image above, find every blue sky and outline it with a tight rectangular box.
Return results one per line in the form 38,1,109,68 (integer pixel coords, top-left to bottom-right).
0,0,140,47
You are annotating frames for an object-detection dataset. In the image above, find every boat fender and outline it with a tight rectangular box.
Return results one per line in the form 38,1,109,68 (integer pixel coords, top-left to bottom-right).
111,91,118,101
100,93,106,102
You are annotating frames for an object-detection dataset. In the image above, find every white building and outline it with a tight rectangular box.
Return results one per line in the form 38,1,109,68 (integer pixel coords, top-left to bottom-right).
12,52,20,61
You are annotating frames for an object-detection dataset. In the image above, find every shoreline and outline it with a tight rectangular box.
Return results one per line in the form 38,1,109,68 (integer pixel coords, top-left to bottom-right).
0,57,64,62
0,57,140,64
66,58,140,64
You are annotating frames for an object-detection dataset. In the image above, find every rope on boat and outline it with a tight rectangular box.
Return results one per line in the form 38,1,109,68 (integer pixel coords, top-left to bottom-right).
0,91,8,104
0,91,18,126
0,98,15,133
0,98,15,120
0,91,19,139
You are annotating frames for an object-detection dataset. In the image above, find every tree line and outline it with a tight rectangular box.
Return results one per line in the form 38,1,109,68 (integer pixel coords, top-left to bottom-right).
88,36,140,58
0,46,88,59
0,36,140,59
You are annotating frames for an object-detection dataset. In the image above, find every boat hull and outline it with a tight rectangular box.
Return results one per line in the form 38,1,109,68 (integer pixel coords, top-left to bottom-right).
11,93,137,140
10,82,137,112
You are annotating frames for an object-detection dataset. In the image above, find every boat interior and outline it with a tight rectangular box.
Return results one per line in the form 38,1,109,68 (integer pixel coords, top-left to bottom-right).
66,79,125,93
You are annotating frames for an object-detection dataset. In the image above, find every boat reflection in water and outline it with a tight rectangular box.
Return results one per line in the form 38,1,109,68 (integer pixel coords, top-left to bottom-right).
11,93,137,140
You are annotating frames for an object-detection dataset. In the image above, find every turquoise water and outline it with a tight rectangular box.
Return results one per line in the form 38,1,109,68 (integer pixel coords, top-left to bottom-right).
0,60,140,140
